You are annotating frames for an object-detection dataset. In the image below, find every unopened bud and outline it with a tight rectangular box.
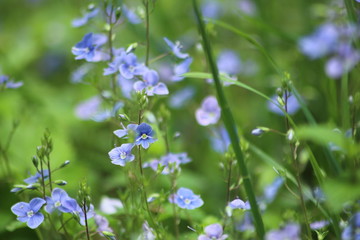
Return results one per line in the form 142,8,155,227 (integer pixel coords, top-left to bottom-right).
55,180,67,186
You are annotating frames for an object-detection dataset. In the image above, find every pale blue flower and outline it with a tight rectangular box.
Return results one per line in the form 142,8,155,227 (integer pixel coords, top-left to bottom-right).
266,223,300,240
72,6,99,27
134,123,157,149
342,212,360,240
164,37,189,59
11,198,46,229
196,96,221,126
143,152,191,174
229,199,250,210
119,53,147,79
0,75,23,89
134,69,169,96
170,187,204,210
171,57,193,81
198,223,228,240
24,170,49,184
217,50,242,75
267,93,300,115
45,188,75,213
108,143,135,166
168,86,195,109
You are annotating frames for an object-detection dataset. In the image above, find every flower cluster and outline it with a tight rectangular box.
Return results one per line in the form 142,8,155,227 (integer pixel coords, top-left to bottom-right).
143,152,191,174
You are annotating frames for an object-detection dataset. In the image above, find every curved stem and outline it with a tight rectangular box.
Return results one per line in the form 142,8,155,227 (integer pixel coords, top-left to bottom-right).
144,0,150,66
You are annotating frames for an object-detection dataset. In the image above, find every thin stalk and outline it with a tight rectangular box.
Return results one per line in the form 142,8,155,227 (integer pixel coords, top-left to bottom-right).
226,159,233,204
284,91,311,239
107,3,118,96
144,0,150,66
39,159,46,200
192,1,265,238
83,199,91,240
341,73,350,129
46,156,53,191
149,52,170,65
171,173,179,239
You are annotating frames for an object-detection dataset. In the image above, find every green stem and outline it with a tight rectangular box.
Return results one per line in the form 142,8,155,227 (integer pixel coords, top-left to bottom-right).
107,3,118,97
171,173,179,239
192,1,265,238
341,73,350,129
144,0,150,66
83,199,91,240
39,159,46,200
46,156,53,191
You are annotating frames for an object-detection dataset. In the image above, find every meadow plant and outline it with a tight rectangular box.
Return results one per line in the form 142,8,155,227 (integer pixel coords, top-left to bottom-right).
1,0,360,239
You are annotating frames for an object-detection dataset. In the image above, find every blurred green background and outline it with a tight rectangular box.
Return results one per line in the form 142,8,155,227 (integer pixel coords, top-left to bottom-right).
1,0,359,239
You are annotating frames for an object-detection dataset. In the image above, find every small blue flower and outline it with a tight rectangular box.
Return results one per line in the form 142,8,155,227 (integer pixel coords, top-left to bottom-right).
263,177,284,203
170,187,204,210
119,53,147,79
62,199,94,226
72,33,108,62
265,223,300,240
217,50,242,76
24,170,49,184
72,6,99,27
134,123,157,149
171,57,193,81
201,1,223,19
168,86,195,109
108,143,135,166
310,220,329,230
113,123,138,139
342,212,360,240
11,198,46,229
0,75,23,89
143,152,191,174
94,214,113,234
45,188,75,213
267,93,300,116
299,23,338,59
198,223,228,240
196,96,221,126
229,199,250,210
103,48,126,76
134,69,169,96
122,5,142,24
209,126,230,153
164,37,189,59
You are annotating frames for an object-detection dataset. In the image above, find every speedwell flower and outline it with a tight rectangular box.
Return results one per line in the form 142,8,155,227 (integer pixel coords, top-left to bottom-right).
170,187,204,210
108,143,135,166
11,198,46,229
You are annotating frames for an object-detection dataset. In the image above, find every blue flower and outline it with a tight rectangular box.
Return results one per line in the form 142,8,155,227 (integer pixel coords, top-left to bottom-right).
196,96,221,126
122,5,142,24
170,187,204,210
103,48,126,76
229,199,250,210
164,37,189,59
119,53,147,79
72,6,99,27
94,214,113,234
108,143,135,166
299,23,338,59
342,212,360,240
201,1,223,19
72,33,108,62
134,69,169,96
62,199,94,226
134,123,157,149
168,86,195,109
113,123,138,139
217,50,242,76
265,223,300,240
267,93,300,116
0,75,23,89
45,188,75,213
209,126,230,153
171,57,193,81
143,152,191,174
263,177,284,203
198,223,228,240
310,220,329,230
11,198,46,229
24,170,49,184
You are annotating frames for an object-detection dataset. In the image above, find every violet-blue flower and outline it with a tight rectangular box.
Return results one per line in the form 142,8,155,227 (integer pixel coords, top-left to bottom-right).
209,126,230,153
45,188,75,213
164,37,189,59
196,96,221,126
342,212,360,240
171,57,193,81
94,214,113,234
265,223,300,240
201,0,223,19
134,69,169,96
72,33,108,62
263,177,284,203
170,187,204,210
267,93,300,116
108,143,135,166
143,152,191,174
168,86,195,109
72,6,99,27
24,169,49,184
62,199,94,225
198,223,228,240
11,198,46,229
103,48,126,76
0,75,23,89
122,5,142,24
119,53,147,79
134,123,157,149
217,50,242,76
299,23,338,59
310,220,329,230
229,199,250,210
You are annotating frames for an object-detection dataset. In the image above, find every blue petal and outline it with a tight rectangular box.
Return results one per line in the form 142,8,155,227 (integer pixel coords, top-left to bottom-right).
27,213,44,229
29,198,46,212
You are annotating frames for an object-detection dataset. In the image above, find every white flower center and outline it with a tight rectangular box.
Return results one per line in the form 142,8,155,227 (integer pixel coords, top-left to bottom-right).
27,210,34,218
184,199,191,205
120,152,127,159
55,201,62,208
141,133,148,139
